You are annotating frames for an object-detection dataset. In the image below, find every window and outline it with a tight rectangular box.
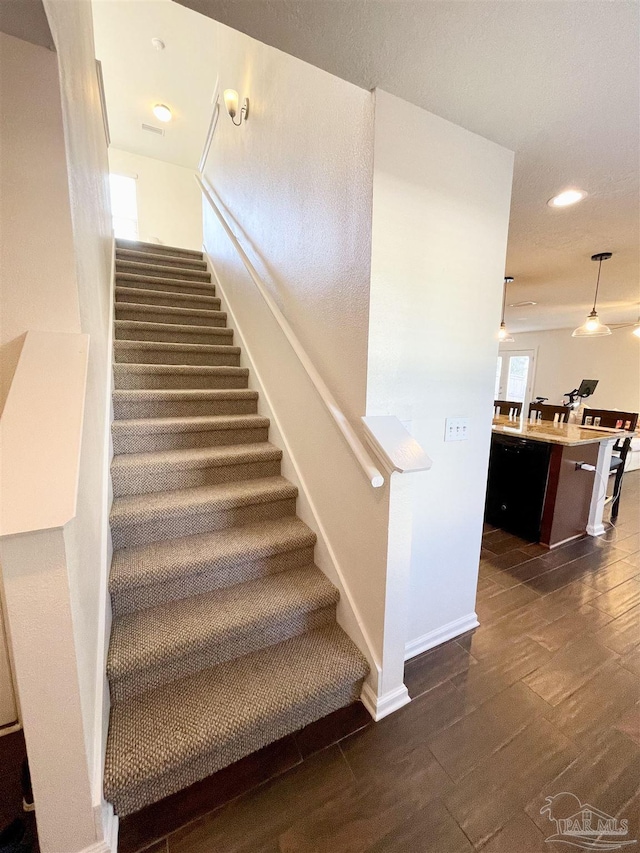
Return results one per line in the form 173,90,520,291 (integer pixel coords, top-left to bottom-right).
494,356,503,399
109,173,138,239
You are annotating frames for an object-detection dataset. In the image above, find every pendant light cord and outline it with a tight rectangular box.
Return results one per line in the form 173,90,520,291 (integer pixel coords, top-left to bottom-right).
592,258,603,312
501,280,507,323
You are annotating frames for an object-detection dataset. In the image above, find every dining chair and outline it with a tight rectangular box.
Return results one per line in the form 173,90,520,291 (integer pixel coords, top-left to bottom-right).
528,403,569,423
581,408,639,519
494,400,522,418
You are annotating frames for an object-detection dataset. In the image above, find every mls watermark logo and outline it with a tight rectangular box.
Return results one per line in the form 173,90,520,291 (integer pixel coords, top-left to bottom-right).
541,793,636,850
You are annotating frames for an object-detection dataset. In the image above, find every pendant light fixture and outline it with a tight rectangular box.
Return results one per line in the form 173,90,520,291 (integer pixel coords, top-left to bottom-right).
572,252,612,337
498,276,514,342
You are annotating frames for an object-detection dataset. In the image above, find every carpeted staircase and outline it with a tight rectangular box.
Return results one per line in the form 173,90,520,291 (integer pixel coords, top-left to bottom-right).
104,239,369,816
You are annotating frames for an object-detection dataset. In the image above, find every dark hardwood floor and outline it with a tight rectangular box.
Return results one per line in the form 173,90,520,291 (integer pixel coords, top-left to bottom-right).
0,727,38,851
25,474,640,852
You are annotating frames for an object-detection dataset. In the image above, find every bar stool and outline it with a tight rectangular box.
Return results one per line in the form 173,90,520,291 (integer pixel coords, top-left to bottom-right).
582,408,639,519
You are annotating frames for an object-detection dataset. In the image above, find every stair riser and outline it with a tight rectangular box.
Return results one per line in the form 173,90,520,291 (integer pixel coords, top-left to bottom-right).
111,497,297,549
110,545,316,616
114,347,241,367
117,276,215,297
115,308,227,329
113,372,249,391
116,251,207,271
112,458,282,497
116,262,211,282
115,289,221,310
106,677,364,816
113,398,258,419
115,328,232,346
115,241,202,261
109,605,336,703
112,425,269,454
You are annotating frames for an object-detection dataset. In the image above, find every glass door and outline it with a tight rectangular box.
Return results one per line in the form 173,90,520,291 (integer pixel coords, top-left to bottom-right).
496,349,535,411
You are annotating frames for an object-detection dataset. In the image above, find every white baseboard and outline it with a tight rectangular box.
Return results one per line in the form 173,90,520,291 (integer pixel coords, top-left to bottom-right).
404,613,479,661
361,682,411,721
87,800,118,853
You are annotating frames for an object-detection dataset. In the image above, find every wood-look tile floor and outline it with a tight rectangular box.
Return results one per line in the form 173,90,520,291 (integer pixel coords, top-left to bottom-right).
122,472,640,853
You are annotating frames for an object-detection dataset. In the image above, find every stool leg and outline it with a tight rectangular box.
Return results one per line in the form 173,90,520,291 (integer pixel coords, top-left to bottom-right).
611,468,624,520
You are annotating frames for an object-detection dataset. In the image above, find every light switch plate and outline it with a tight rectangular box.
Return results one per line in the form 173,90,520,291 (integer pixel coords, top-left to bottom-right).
445,417,469,442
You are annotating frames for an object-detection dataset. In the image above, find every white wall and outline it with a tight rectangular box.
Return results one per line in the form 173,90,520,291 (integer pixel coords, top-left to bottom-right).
203,22,374,427
0,32,81,411
0,4,114,846
43,0,114,809
200,26,418,711
501,328,640,413
367,90,514,655
108,148,202,250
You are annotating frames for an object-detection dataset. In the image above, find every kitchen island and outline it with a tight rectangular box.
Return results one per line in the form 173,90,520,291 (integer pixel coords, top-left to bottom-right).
485,415,625,548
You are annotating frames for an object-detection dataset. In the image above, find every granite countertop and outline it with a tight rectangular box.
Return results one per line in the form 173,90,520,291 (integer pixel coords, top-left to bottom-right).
491,415,627,447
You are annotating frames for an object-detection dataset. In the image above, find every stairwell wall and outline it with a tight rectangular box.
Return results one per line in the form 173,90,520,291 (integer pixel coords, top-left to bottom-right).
0,0,112,840
0,32,81,411
202,22,374,430
108,148,203,250
367,90,514,656
42,0,114,810
200,25,399,698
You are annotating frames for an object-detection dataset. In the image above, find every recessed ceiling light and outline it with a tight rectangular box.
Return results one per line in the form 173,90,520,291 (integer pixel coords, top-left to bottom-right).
547,189,587,208
151,38,165,51
509,301,538,307
152,103,172,123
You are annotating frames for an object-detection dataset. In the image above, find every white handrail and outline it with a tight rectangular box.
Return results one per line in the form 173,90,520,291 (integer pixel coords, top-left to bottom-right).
196,173,385,488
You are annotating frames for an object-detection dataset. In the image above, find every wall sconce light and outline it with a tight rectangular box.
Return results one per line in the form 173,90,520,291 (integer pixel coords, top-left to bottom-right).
223,89,249,126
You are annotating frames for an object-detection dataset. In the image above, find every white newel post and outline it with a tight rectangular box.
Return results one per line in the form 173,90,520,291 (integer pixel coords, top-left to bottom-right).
0,526,98,853
0,331,112,853
587,437,616,536
360,416,432,720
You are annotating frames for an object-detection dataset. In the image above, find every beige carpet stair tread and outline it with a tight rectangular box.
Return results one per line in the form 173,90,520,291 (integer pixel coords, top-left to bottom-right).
112,413,270,437
115,302,224,320
114,365,249,392
112,389,259,417
116,249,207,269
114,363,246,375
116,272,216,292
107,565,338,683
116,259,211,280
113,388,257,403
104,624,368,815
112,442,282,477
115,238,203,259
115,287,221,308
110,516,316,594
111,476,297,527
113,340,239,356
115,319,229,336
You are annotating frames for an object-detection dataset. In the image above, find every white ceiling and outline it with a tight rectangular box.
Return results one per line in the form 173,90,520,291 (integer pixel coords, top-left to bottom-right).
175,0,640,333
92,0,218,169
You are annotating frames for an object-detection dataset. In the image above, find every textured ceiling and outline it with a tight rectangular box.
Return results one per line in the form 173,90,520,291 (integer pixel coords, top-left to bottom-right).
176,0,640,332
92,0,218,169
